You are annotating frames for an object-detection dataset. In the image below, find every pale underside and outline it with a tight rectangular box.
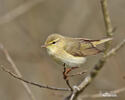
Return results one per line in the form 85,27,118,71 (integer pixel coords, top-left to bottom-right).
47,48,86,67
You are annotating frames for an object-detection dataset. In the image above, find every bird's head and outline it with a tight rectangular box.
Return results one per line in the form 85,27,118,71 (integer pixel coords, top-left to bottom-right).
41,34,65,53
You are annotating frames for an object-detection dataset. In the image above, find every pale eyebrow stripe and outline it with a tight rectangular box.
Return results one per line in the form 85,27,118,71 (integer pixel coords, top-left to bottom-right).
49,38,60,44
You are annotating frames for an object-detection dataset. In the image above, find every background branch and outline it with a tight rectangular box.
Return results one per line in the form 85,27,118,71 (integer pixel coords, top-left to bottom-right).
101,0,113,36
0,44,36,100
0,66,70,91
101,0,113,52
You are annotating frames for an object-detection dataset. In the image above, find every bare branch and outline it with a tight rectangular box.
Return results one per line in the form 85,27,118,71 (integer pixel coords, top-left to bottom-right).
68,71,86,77
65,80,72,91
0,0,44,25
105,39,125,58
0,44,36,100
0,66,70,91
101,0,114,53
101,0,113,36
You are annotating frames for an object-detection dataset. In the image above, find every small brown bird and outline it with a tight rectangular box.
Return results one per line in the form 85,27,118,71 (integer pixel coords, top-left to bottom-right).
41,34,112,79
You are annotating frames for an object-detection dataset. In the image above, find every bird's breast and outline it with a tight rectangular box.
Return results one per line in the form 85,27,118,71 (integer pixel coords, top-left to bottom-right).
47,48,86,67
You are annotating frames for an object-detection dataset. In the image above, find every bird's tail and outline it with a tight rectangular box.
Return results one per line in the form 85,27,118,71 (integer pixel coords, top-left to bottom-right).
92,38,112,47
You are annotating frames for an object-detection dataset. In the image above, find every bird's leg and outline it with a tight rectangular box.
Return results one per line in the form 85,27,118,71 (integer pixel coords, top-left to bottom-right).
63,67,71,80
63,64,73,90
63,63,72,80
63,65,79,80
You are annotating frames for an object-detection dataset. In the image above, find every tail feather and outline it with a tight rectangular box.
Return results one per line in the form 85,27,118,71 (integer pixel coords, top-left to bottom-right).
92,38,112,47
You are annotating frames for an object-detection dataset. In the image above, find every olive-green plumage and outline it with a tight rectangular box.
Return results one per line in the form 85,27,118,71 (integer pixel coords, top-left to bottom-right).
42,34,112,67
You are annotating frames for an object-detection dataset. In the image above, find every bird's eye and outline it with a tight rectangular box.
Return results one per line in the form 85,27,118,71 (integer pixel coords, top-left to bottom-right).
52,41,56,44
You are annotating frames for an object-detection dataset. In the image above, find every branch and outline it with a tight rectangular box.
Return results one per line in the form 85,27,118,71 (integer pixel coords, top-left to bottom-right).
65,80,73,91
68,71,86,77
0,66,70,91
0,44,36,100
101,0,113,36
101,0,113,52
105,39,125,58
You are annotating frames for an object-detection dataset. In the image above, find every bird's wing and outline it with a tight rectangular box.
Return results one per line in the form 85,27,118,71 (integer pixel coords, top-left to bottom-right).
64,38,102,57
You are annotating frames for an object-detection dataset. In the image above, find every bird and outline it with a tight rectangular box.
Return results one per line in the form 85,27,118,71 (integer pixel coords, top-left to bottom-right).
41,34,112,79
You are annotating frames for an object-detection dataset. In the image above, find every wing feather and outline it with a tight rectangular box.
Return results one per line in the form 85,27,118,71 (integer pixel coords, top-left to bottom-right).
64,38,102,57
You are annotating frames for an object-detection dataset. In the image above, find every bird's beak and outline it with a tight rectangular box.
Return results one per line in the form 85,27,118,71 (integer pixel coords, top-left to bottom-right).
41,44,46,48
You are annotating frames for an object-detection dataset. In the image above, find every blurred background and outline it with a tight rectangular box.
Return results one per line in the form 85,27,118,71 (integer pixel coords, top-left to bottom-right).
0,0,125,100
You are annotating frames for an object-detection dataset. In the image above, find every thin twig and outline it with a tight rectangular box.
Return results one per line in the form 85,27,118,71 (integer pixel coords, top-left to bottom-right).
105,39,125,58
65,80,72,91
101,0,113,36
68,71,86,77
0,65,70,91
0,0,44,25
0,44,36,100
101,0,113,53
